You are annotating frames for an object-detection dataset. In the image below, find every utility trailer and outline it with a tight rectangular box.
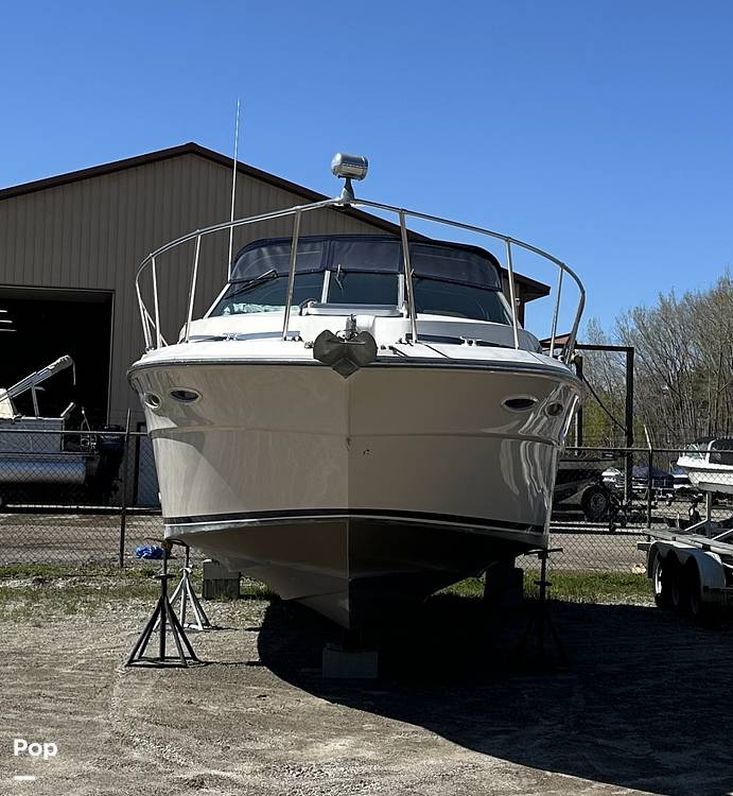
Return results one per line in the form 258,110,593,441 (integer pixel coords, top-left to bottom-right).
639,519,733,621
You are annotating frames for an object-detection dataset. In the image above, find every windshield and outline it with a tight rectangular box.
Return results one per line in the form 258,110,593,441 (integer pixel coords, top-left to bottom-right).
710,438,733,466
414,277,511,322
210,235,509,322
213,272,324,315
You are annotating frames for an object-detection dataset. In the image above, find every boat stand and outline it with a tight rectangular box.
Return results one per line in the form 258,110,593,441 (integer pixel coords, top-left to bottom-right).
156,543,213,631
126,571,201,668
514,547,567,669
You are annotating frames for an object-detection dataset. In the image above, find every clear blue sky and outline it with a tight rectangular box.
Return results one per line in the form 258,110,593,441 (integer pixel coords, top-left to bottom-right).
1,1,731,337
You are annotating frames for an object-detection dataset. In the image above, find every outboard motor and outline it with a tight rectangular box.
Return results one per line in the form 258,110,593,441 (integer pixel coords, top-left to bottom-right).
87,425,125,501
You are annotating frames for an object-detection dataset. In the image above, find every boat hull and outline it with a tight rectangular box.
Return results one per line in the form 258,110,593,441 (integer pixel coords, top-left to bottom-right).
171,515,543,628
684,468,733,496
130,359,579,628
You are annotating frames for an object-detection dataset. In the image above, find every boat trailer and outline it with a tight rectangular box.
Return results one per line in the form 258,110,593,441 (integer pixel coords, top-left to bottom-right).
639,506,733,620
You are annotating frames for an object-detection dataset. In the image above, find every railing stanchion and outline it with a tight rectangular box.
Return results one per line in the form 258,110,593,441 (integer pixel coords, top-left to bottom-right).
136,279,152,351
399,210,418,343
185,235,202,343
282,210,302,341
549,268,564,359
151,256,161,349
504,240,520,350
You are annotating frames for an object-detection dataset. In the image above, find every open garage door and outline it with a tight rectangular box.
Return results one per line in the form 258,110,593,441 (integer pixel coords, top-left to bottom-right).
0,287,113,427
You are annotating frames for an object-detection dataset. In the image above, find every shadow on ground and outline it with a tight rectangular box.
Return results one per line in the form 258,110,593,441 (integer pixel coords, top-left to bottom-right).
258,595,733,796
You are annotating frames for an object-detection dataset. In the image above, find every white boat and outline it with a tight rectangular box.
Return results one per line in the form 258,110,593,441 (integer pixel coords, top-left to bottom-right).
128,154,585,629
677,438,733,496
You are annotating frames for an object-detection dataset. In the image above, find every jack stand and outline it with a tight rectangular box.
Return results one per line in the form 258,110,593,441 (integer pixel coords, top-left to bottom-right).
126,572,201,668
157,543,213,631
514,547,567,669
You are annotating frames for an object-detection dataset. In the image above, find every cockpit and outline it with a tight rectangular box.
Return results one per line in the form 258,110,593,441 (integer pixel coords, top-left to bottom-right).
209,234,512,325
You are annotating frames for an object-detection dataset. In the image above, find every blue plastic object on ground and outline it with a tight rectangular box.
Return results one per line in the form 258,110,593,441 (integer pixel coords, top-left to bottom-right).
135,544,166,560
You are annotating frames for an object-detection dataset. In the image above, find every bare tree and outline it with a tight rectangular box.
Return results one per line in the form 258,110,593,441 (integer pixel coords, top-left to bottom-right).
578,273,732,448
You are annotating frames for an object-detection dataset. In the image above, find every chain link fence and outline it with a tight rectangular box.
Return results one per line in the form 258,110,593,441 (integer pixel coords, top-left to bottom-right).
1,425,731,577
522,443,733,573
0,426,162,566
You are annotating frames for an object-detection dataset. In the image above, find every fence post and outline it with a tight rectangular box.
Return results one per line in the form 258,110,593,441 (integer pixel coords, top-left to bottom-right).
118,409,132,569
624,347,635,505
646,447,653,529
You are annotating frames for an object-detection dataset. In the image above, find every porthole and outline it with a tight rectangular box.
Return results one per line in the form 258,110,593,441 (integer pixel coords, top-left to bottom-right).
503,396,538,412
144,393,161,410
170,388,200,404
546,402,564,417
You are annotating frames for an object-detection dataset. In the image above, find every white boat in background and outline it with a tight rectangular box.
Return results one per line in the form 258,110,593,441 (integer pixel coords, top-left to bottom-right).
128,153,585,630
677,438,733,496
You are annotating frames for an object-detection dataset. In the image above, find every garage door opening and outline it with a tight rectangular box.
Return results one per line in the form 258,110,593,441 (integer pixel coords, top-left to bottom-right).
0,288,113,427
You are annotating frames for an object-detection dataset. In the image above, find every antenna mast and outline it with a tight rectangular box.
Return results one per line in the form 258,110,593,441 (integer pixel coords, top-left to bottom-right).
227,99,241,278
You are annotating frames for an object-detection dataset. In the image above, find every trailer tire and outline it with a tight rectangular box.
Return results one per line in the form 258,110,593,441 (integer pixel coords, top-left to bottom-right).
683,561,719,625
662,555,683,612
651,553,670,609
581,485,610,522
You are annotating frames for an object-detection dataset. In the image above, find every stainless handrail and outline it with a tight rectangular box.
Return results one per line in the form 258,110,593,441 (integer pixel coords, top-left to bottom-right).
134,192,585,364
184,235,202,343
398,210,418,342
504,240,520,350
281,210,302,341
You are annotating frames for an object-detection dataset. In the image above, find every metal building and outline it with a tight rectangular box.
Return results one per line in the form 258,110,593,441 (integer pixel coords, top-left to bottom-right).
0,143,548,428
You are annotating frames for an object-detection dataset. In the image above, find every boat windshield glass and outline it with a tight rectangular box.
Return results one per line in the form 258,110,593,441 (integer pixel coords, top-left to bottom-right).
210,235,508,323
710,438,733,466
683,438,713,460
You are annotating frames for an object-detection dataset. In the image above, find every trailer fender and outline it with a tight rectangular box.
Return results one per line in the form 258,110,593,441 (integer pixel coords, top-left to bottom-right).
681,549,726,598
647,543,725,589
646,542,669,578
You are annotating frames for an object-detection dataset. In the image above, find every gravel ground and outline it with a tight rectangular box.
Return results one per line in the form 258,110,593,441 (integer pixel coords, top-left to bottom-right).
1,582,732,796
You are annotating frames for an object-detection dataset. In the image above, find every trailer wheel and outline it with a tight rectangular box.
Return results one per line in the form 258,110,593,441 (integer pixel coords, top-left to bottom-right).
683,562,719,625
651,553,670,609
581,485,610,521
662,555,683,612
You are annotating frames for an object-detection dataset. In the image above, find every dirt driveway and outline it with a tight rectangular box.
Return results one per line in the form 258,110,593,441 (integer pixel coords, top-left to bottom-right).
1,587,731,795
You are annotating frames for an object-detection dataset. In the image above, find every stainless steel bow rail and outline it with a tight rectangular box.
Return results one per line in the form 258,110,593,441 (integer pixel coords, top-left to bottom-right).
134,156,586,364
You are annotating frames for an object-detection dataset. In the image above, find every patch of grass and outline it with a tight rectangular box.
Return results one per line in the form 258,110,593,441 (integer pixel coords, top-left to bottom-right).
537,570,650,603
0,564,652,622
0,563,159,580
0,563,276,620
0,580,160,620
240,578,278,601
444,570,651,604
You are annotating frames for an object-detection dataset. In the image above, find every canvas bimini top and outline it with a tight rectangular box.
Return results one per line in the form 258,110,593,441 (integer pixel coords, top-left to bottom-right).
210,234,512,324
